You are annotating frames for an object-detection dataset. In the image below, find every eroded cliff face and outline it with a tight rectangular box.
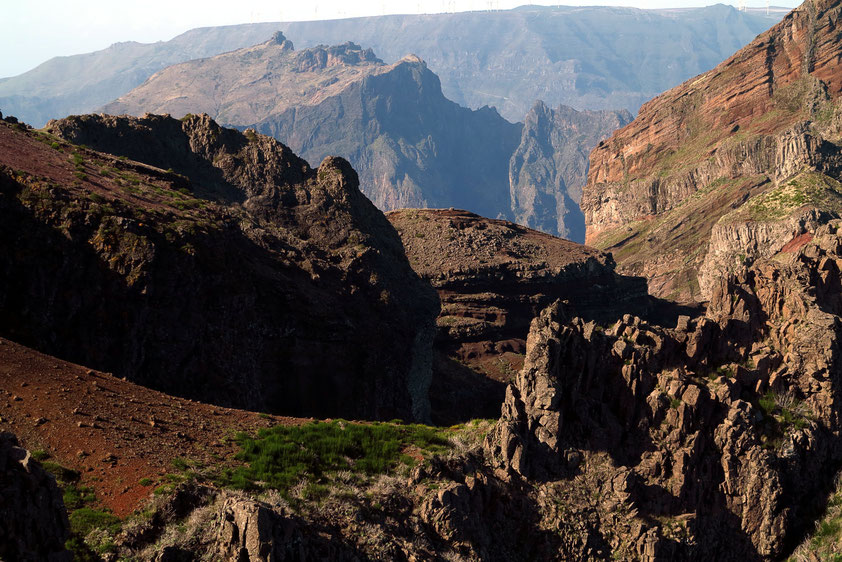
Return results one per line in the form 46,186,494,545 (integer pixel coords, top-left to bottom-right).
99,221,842,561
486,219,842,559
0,115,438,421
509,102,632,242
99,34,640,242
388,208,650,424
582,0,842,301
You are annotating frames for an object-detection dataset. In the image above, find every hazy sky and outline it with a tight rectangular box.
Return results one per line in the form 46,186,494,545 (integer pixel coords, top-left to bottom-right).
3,0,798,79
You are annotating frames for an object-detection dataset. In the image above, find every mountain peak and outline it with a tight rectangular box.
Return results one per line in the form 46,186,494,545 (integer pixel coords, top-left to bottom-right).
400,54,426,66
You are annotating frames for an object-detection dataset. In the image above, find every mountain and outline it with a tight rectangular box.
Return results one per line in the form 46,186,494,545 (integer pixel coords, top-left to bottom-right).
0,6,781,126
0,23,284,129
103,35,522,222
281,4,782,120
0,113,438,422
510,101,632,240
387,208,650,424
103,35,626,240
582,0,842,301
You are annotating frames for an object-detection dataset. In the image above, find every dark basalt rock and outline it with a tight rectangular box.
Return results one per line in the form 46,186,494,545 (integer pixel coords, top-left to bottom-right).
0,114,439,421
0,433,71,562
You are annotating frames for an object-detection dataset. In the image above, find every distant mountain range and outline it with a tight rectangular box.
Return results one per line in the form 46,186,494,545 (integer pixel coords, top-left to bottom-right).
0,5,781,127
103,33,629,240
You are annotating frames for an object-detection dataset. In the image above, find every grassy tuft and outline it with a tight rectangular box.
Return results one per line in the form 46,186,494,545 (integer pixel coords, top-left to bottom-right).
218,420,452,494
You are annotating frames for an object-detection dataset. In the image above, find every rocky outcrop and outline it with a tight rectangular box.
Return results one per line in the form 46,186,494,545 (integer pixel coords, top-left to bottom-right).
388,208,650,423
0,115,438,421
509,101,631,241
99,36,639,241
486,217,842,559
101,36,523,224
0,433,71,562
582,0,842,301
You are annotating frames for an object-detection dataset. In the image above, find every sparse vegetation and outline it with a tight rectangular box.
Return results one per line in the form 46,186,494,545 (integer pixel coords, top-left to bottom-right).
790,474,842,561
757,390,810,450
727,172,842,223
41,458,121,559
217,420,452,496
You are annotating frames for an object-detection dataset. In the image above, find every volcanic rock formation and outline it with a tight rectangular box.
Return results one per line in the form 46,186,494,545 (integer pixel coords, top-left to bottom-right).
102,35,630,241
0,114,438,421
0,6,782,127
487,217,842,559
388,208,650,423
510,101,632,241
582,0,842,301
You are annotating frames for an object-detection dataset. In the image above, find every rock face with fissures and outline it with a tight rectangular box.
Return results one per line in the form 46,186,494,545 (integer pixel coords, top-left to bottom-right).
388,208,649,423
0,114,438,422
487,218,842,559
583,0,842,302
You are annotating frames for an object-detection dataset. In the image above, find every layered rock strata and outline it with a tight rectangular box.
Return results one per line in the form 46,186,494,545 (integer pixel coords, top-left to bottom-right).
388,208,649,423
0,115,438,421
582,0,842,301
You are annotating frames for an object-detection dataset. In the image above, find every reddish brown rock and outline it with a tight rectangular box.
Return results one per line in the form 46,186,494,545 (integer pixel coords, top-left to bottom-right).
582,0,842,301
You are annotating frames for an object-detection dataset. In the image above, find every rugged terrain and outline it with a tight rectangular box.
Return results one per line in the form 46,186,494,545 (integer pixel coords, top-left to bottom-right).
0,22,285,128
487,218,842,559
102,34,627,240
388,208,649,423
11,214,839,561
6,1,842,560
582,0,842,301
0,336,295,519
511,101,632,241
0,114,438,422
0,6,782,126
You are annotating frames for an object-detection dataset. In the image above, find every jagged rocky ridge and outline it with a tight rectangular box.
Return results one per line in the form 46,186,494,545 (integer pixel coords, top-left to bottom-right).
511,102,632,241
387,208,650,424
582,0,842,301
102,33,628,241
92,219,842,561
0,115,438,421
0,6,782,126
487,218,842,559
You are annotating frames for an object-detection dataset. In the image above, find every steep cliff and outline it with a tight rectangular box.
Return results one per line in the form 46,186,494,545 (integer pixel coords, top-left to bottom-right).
487,218,842,559
0,6,782,126
510,102,631,241
103,34,524,225
0,114,438,421
388,208,650,423
582,0,842,301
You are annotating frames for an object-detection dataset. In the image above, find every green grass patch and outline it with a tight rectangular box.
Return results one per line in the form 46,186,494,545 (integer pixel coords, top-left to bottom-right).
69,508,121,536
30,449,50,461
219,420,452,494
756,390,810,450
40,458,121,559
